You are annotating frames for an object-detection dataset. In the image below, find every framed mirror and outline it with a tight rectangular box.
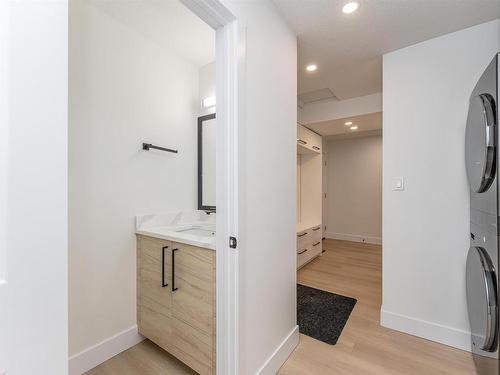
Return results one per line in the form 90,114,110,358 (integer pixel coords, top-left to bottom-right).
198,113,216,212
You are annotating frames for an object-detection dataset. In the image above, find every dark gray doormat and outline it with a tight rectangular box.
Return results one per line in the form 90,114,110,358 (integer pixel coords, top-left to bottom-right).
297,284,357,345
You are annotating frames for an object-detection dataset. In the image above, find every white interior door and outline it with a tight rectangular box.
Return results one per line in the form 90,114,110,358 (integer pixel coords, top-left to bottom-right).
180,1,241,373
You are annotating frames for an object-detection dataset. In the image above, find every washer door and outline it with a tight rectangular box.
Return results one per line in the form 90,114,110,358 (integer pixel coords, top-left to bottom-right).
465,93,497,193
467,246,498,353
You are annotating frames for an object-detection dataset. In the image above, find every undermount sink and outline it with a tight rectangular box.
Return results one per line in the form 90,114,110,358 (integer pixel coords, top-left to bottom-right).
175,227,215,236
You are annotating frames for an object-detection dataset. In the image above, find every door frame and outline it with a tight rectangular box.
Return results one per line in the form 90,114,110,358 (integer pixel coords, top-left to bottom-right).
180,1,243,373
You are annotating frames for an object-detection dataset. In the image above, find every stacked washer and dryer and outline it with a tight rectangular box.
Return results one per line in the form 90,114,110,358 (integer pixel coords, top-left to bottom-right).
466,53,500,375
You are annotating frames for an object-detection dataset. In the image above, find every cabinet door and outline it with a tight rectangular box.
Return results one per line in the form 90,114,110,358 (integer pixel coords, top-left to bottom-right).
171,242,215,373
137,236,173,349
171,242,215,334
170,316,213,375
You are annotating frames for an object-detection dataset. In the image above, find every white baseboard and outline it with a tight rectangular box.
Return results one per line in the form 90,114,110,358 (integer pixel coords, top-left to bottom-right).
68,325,144,375
256,325,299,375
326,231,382,245
380,308,471,352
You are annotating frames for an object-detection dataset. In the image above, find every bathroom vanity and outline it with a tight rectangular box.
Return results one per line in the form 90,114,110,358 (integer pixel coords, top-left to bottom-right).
136,212,216,375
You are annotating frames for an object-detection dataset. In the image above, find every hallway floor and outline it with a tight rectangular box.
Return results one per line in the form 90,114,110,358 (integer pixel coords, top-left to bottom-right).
279,239,476,375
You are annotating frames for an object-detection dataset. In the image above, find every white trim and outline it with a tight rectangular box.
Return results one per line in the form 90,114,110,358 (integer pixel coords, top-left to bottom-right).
181,0,235,29
255,326,299,375
215,18,242,375
179,1,242,374
0,0,8,284
326,231,382,245
68,326,144,375
380,308,471,352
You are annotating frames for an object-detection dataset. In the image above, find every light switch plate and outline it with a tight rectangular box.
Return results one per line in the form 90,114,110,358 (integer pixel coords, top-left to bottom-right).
394,177,404,191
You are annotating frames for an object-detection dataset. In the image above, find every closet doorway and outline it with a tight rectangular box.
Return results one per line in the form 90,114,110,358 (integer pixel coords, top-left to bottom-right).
294,112,383,347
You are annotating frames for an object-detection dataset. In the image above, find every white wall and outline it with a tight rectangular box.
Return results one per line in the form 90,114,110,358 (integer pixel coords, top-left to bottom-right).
4,1,69,374
221,1,298,373
69,0,204,358
382,19,500,351
326,136,382,244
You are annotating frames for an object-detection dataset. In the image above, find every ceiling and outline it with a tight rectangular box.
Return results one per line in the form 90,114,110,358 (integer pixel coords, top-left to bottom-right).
273,0,500,100
307,112,382,139
92,0,215,67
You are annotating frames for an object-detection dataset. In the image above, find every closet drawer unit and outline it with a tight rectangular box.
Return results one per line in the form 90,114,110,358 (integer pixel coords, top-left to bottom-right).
311,239,322,255
308,131,322,152
297,124,321,154
297,246,310,268
297,245,317,268
310,225,322,242
297,124,309,146
297,229,311,249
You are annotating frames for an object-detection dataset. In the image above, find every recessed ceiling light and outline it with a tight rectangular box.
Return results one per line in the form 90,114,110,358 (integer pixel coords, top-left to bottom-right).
345,121,352,126
306,64,317,72
350,126,359,130
342,2,359,14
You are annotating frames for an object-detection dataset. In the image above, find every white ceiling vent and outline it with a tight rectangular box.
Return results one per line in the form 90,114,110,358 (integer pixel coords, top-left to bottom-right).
297,88,337,106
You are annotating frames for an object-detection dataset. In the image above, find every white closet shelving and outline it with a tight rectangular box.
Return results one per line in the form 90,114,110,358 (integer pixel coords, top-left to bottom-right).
296,123,323,269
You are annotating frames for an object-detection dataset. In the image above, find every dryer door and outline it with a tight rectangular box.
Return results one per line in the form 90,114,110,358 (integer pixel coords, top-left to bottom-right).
467,246,498,353
465,93,497,193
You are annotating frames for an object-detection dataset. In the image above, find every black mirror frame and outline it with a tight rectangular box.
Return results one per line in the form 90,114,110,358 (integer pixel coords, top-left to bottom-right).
198,113,216,212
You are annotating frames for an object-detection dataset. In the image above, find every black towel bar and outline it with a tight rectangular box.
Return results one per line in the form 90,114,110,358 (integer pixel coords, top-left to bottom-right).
142,142,178,154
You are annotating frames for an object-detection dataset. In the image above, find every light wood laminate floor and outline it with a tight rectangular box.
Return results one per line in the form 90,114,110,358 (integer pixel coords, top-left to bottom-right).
279,239,476,375
84,338,196,375
86,239,476,375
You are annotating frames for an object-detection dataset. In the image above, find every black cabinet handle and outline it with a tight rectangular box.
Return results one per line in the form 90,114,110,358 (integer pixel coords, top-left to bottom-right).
313,242,321,246
171,248,178,291
161,246,168,287
297,232,308,237
298,249,308,255
312,227,320,231
312,146,320,150
297,139,307,145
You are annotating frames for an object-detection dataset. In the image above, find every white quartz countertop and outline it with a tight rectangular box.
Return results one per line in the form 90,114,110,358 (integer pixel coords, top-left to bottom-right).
136,211,216,250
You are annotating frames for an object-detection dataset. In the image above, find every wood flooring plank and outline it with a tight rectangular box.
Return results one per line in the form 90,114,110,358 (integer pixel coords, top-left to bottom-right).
280,239,476,375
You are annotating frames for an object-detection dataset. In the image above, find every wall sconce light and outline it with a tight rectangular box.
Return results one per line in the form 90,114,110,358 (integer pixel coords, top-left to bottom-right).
202,96,216,108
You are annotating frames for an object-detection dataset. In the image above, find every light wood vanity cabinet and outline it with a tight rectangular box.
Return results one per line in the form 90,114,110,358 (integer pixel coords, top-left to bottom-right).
137,235,216,375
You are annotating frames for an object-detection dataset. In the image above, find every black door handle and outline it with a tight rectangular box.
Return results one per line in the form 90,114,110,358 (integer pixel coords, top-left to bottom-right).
161,246,168,287
172,248,178,291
